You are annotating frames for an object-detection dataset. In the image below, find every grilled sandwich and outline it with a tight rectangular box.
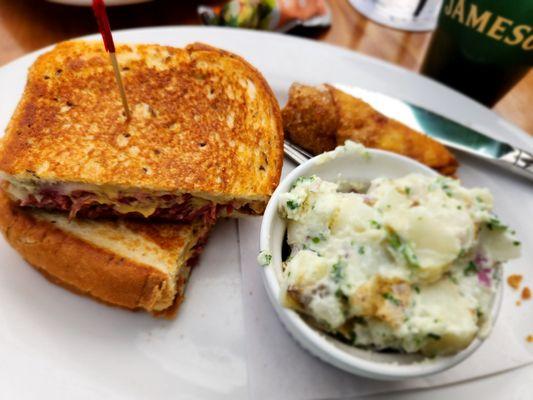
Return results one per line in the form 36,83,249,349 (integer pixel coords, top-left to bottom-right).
0,41,283,221
0,191,213,317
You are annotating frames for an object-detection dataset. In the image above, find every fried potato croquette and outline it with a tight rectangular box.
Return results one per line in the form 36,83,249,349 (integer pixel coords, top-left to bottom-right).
282,83,458,176
281,84,338,155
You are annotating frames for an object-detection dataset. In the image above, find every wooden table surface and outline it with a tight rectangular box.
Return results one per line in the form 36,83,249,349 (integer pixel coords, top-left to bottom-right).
0,0,531,135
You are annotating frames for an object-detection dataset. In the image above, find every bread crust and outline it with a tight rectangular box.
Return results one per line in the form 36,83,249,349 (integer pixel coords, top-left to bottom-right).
0,194,180,314
187,42,284,196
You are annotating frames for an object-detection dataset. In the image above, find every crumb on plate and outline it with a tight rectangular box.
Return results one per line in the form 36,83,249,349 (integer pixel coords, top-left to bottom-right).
507,274,523,290
521,287,531,300
527,335,533,343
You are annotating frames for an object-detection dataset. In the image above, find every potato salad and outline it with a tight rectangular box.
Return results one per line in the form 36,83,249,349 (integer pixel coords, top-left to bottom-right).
277,173,520,356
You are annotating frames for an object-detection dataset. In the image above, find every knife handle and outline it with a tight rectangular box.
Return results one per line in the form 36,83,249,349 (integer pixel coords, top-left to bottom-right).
499,148,533,182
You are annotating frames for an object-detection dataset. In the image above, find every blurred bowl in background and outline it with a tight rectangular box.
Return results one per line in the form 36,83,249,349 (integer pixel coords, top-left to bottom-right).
46,0,153,6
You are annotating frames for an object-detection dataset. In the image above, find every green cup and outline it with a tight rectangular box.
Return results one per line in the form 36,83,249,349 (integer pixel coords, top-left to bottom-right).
421,0,532,106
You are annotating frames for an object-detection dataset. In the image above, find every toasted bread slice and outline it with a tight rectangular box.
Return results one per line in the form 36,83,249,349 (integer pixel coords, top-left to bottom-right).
282,83,458,176
0,41,283,220
0,191,213,317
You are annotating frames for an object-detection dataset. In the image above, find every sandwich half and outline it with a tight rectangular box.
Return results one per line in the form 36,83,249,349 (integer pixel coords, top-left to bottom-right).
0,192,213,317
0,41,283,221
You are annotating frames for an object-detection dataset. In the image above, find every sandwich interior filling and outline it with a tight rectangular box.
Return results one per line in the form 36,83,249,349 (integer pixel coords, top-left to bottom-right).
3,178,263,221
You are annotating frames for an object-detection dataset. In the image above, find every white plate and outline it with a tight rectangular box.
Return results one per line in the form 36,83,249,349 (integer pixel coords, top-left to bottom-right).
0,27,531,399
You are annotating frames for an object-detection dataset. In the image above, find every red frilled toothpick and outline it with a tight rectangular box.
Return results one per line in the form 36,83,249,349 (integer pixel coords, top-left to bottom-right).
92,0,131,120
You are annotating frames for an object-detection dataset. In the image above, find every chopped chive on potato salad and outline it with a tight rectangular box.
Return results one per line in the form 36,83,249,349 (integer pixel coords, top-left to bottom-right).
272,173,520,356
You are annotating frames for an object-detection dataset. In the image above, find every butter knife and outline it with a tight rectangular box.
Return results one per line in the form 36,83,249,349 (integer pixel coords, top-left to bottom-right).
284,85,533,182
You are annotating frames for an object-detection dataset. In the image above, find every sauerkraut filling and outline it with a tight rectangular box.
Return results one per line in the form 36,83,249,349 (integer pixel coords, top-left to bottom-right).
278,174,520,356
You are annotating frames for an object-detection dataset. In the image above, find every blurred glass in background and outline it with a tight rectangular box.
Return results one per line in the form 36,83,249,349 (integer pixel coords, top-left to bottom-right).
348,0,444,31
421,0,532,107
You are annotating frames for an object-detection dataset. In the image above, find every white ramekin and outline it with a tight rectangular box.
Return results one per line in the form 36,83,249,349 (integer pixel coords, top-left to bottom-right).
259,148,502,380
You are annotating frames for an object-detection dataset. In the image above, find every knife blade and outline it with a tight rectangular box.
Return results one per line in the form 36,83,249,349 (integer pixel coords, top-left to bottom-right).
327,84,533,182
